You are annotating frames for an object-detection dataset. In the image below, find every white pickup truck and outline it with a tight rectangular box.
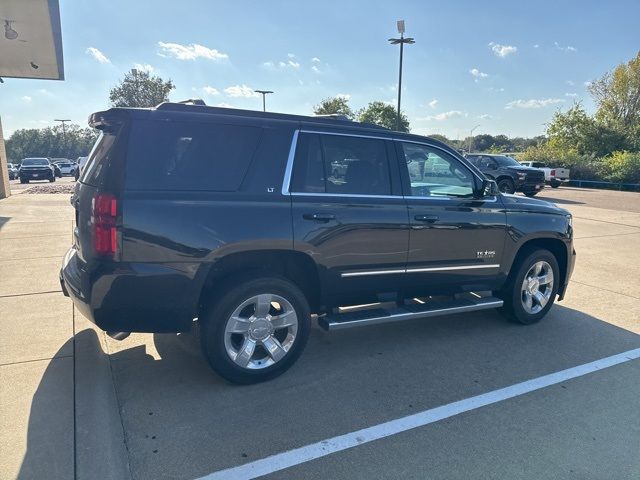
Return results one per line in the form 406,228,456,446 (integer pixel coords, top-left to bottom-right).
520,161,570,188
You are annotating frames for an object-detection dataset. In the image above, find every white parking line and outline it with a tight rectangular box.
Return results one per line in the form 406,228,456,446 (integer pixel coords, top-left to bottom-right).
199,348,640,480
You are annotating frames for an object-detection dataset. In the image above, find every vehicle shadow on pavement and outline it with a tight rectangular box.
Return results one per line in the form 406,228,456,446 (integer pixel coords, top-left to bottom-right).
537,195,585,205
16,306,640,480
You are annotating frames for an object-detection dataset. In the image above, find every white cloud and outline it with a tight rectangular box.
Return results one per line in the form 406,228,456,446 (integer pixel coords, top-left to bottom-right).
311,65,320,73
419,110,464,121
287,53,296,58
488,86,505,92
311,57,321,63
133,63,154,73
554,42,577,52
505,98,564,109
428,99,438,109
86,47,110,64
224,84,259,98
470,68,488,81
489,42,517,58
566,80,575,86
478,114,492,120
216,102,236,108
336,93,351,100
533,44,540,49
584,81,592,87
287,60,300,68
565,92,578,98
157,42,228,61
37,88,53,96
203,86,220,96
21,95,32,102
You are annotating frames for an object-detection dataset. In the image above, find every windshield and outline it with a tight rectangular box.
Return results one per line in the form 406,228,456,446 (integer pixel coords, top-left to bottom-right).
493,155,520,167
22,158,49,166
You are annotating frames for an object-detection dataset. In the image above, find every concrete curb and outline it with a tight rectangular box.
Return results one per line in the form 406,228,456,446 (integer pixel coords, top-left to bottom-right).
74,316,132,480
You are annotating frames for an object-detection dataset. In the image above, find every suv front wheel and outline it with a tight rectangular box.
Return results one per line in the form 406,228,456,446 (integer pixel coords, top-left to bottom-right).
200,276,311,384
497,178,515,194
498,248,559,324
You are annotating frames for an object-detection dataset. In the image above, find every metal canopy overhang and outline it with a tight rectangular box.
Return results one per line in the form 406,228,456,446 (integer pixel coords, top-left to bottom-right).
0,0,64,80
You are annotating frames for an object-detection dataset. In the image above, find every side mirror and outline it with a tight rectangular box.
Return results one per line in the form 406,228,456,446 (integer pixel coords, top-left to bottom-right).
480,179,499,197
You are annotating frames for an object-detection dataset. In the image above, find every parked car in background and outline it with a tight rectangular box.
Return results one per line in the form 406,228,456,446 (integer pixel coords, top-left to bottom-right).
18,158,56,183
520,161,570,188
55,161,78,176
465,153,546,196
7,163,19,180
61,102,575,384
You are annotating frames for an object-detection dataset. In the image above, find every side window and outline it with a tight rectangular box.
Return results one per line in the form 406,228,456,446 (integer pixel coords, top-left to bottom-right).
291,133,392,195
126,120,261,191
399,143,475,198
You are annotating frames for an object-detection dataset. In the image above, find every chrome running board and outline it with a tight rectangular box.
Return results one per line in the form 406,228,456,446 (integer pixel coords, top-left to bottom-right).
318,295,503,331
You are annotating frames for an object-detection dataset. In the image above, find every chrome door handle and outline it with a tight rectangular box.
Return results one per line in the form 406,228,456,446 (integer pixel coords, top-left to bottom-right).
414,215,438,223
303,213,336,222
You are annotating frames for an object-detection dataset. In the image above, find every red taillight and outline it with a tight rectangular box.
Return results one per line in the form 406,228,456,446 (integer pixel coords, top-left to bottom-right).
550,169,556,177
92,193,117,256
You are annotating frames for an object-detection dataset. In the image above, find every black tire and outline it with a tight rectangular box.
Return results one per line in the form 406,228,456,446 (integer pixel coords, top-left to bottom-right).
523,190,537,197
49,176,55,183
20,178,27,184
550,182,560,188
498,248,559,325
200,276,311,384
497,178,515,194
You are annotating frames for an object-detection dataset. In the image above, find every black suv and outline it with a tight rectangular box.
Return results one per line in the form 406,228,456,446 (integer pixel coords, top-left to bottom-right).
465,153,545,196
61,102,575,384
19,157,57,183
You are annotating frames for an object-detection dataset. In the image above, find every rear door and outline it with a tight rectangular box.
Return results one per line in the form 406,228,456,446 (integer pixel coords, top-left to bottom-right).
396,141,507,293
288,130,409,304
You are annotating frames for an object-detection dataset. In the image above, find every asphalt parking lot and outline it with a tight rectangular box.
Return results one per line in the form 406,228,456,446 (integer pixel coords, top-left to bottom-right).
1,185,639,480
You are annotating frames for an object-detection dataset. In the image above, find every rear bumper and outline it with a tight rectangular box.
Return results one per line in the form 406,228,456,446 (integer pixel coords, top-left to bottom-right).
61,247,200,333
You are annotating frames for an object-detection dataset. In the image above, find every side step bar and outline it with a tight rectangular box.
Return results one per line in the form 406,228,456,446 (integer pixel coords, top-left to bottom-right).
318,296,503,331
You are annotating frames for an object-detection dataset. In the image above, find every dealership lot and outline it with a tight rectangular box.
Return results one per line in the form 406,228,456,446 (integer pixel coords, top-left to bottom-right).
1,186,639,480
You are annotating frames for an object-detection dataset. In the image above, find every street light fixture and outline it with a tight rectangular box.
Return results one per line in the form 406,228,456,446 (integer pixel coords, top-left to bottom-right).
468,124,481,153
54,119,71,137
388,20,415,131
254,90,274,112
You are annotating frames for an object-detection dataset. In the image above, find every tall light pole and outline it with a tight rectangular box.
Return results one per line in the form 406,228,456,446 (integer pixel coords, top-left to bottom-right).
254,90,273,112
468,124,480,153
388,20,415,131
54,118,71,139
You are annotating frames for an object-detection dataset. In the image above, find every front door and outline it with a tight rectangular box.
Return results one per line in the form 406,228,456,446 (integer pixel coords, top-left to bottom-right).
288,131,409,305
396,141,507,294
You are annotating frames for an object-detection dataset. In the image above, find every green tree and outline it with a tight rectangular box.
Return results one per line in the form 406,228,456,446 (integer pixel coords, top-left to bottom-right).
109,69,175,108
545,103,628,157
357,101,410,132
588,51,640,132
313,96,355,119
6,124,99,162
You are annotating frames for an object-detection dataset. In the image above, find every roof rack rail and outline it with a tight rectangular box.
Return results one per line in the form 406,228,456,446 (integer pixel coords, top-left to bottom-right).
175,98,206,106
313,114,351,121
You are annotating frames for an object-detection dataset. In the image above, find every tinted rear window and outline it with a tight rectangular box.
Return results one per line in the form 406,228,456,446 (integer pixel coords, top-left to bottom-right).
22,158,49,166
79,131,117,186
125,120,262,191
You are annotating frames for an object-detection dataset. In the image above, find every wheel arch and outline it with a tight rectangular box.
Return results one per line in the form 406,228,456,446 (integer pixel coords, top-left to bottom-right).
197,249,322,316
508,237,568,297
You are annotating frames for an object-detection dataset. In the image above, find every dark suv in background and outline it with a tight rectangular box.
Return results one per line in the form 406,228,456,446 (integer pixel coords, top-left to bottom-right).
61,102,575,384
18,157,57,183
465,153,545,196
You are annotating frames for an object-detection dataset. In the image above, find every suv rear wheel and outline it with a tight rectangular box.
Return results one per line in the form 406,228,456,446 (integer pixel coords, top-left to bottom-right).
200,276,310,384
498,248,559,324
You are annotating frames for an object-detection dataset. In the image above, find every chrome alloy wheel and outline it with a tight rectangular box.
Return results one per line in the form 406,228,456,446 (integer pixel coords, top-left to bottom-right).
521,261,554,314
223,294,298,370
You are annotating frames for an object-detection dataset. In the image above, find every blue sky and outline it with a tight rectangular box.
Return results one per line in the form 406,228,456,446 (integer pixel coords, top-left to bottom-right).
1,0,638,138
